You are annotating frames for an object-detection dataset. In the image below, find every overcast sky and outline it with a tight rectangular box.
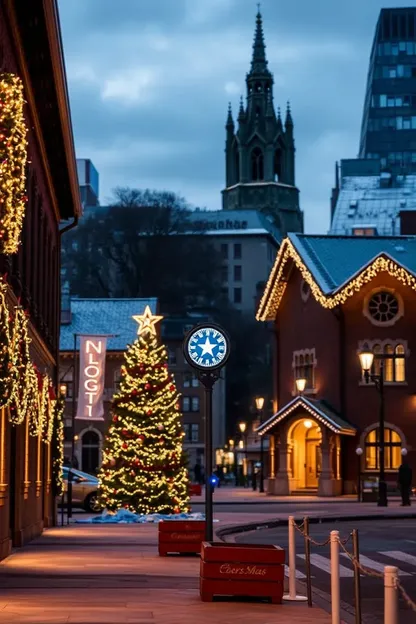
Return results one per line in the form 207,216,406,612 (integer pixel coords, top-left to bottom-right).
58,0,415,233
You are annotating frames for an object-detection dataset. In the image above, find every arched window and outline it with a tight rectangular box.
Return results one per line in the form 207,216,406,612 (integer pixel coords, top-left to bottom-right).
395,344,405,381
364,427,402,470
82,430,100,475
364,342,406,382
251,148,264,181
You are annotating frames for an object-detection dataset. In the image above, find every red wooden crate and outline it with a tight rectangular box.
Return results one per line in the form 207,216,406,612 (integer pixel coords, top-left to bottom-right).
158,520,205,556
200,541,285,603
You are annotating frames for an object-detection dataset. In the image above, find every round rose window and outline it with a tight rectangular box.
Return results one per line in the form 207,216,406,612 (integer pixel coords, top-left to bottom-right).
368,291,399,324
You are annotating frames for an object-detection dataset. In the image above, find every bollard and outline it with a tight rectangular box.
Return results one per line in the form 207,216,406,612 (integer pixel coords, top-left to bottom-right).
330,530,340,624
304,517,313,607
384,566,399,624
283,516,307,602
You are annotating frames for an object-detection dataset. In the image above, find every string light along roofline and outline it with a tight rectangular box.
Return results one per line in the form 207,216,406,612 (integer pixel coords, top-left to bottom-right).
256,237,416,321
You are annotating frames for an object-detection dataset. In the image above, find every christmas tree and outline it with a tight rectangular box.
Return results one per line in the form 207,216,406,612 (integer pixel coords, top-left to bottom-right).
98,306,190,515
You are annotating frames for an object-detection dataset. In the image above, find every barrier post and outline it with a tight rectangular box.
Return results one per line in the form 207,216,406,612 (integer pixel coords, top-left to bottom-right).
330,530,340,624
352,529,362,624
283,516,307,602
304,516,313,607
384,566,398,624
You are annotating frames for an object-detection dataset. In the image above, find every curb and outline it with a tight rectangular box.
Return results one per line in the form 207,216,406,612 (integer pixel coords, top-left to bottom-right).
216,511,416,540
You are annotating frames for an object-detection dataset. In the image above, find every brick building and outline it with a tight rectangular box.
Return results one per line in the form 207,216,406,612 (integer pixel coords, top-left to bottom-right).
0,1,80,559
257,234,416,496
59,298,226,475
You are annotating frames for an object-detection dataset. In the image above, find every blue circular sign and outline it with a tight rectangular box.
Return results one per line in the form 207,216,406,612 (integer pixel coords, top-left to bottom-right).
184,324,230,371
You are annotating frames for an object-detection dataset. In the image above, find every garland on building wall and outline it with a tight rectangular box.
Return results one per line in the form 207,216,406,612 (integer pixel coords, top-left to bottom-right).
0,280,13,409
51,395,65,497
9,307,31,425
0,73,28,254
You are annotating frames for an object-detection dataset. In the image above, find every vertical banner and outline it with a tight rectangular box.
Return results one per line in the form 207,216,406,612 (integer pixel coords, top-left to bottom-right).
76,336,107,421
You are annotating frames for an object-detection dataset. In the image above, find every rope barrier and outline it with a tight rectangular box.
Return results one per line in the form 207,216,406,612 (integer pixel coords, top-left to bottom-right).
397,580,416,613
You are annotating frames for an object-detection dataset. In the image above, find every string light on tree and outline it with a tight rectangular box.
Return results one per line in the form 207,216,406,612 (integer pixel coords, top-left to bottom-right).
98,307,190,514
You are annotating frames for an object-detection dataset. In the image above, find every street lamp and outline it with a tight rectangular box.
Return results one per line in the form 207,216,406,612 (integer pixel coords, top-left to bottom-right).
255,397,265,493
295,377,307,395
358,349,387,507
239,421,248,487
356,447,363,502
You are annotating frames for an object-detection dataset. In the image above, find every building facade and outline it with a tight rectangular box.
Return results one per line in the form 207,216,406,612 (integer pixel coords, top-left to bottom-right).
359,7,416,171
257,234,416,496
0,0,81,559
59,298,226,475
222,10,303,235
76,158,99,208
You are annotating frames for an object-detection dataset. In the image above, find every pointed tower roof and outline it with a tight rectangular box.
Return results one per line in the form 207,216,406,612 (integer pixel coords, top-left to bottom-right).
285,101,293,129
250,7,268,74
226,102,234,130
266,90,275,118
277,106,283,131
238,95,246,122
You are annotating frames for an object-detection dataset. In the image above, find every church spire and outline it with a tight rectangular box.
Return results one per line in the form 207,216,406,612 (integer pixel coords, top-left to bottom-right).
285,101,293,129
226,102,234,130
238,95,245,122
251,6,268,73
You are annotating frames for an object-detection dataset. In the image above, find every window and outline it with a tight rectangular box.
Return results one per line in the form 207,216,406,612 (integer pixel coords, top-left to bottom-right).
114,369,122,391
182,397,190,412
234,265,242,281
234,287,242,304
367,291,400,325
293,349,316,391
221,243,228,259
191,397,200,412
251,147,264,181
60,370,74,398
364,427,402,470
353,227,376,236
300,279,310,302
234,243,242,259
168,348,177,366
191,424,199,442
359,340,406,383
183,424,190,440
183,373,198,388
221,265,228,283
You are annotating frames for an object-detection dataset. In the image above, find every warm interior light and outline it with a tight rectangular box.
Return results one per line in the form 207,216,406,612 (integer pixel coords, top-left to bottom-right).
358,350,374,372
296,378,307,393
238,440,244,449
229,439,234,447
59,383,67,397
255,396,265,410
303,420,313,429
239,422,246,433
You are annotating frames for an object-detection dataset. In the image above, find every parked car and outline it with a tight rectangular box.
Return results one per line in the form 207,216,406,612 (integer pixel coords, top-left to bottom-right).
62,467,101,513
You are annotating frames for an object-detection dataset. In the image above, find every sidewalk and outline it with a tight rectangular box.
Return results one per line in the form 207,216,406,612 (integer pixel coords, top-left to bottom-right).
0,516,332,624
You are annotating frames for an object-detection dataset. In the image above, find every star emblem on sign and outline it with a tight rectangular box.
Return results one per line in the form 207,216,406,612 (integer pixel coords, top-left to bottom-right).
132,305,163,336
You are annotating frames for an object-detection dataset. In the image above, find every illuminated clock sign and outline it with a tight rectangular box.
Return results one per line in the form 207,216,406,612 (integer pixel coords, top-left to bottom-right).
183,324,230,371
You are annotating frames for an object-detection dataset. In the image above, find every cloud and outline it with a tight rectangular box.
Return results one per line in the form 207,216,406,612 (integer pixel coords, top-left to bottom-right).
59,0,410,233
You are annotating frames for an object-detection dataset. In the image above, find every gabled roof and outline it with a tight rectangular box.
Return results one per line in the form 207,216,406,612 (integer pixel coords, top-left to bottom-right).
257,396,356,436
60,298,158,351
257,233,416,321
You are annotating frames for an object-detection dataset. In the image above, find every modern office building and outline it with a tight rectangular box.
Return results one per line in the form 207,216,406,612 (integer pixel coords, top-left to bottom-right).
359,7,416,171
77,158,99,207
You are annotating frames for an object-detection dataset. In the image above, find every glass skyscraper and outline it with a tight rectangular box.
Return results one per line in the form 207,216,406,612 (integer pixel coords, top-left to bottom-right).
359,8,416,172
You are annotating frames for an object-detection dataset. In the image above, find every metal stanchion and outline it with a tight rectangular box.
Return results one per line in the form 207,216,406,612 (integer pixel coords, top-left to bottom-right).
304,516,313,607
352,529,362,624
384,566,399,624
284,516,307,602
330,530,341,624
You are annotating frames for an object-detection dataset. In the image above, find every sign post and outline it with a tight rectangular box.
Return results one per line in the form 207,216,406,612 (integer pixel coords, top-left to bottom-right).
183,323,230,541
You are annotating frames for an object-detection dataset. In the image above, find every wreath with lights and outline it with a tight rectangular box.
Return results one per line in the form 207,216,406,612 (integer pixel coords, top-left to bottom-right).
0,73,28,254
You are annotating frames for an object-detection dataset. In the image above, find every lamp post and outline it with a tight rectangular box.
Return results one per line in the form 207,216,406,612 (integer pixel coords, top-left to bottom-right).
239,421,247,487
255,396,265,493
295,377,307,396
358,349,388,507
356,447,363,502
229,438,237,486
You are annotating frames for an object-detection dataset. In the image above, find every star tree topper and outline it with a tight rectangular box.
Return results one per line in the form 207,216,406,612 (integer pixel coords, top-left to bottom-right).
133,305,163,336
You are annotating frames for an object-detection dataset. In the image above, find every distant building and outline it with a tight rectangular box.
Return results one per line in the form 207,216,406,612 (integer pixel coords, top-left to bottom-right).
187,209,280,313
77,158,99,207
59,297,226,473
359,7,416,171
222,10,303,234
329,158,416,236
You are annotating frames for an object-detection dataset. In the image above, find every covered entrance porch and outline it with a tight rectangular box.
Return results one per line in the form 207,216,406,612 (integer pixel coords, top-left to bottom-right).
257,397,356,496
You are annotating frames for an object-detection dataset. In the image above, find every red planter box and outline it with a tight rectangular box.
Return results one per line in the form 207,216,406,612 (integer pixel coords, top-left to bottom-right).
158,520,206,556
189,484,202,496
200,542,285,603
